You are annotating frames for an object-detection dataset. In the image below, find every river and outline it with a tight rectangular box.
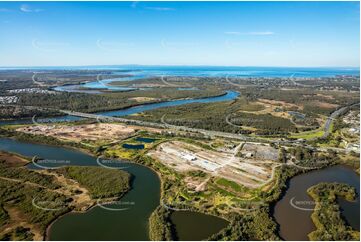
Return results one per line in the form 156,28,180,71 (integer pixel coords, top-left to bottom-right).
51,66,360,94
0,138,359,240
273,165,360,240
0,138,228,240
0,138,360,241
0,91,239,239
0,90,239,126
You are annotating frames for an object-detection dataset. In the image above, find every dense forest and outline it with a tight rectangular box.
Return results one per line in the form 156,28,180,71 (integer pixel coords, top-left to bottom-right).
307,182,359,241
0,105,61,120
208,208,279,241
247,88,359,116
0,150,132,240
0,161,60,190
0,172,71,237
131,98,298,135
148,206,176,241
56,166,131,199
12,88,224,114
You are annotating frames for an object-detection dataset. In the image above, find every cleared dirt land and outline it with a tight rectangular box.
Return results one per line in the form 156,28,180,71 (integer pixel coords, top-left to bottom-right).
0,151,28,167
148,141,280,188
16,123,137,143
246,98,300,119
128,97,159,102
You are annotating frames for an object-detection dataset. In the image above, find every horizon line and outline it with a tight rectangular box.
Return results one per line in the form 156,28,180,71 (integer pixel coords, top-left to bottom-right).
0,64,360,69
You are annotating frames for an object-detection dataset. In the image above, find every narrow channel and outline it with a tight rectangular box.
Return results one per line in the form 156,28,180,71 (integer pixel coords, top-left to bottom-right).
0,90,239,126
0,138,228,240
273,165,360,241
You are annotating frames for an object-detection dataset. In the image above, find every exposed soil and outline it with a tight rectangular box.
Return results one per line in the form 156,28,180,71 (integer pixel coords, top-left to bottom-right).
148,141,280,188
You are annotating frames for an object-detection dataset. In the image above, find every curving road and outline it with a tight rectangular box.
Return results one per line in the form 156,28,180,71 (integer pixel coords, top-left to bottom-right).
60,107,355,155
322,102,359,139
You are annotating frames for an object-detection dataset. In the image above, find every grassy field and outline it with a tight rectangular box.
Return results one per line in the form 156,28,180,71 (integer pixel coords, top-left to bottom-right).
290,129,325,139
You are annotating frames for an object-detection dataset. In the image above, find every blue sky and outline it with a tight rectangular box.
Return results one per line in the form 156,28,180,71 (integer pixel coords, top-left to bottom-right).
0,1,359,67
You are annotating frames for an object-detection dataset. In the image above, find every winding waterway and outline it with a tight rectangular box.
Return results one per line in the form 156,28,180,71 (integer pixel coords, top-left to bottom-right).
273,165,360,241
0,138,160,240
0,139,359,240
0,90,239,126
54,66,359,94
0,138,228,240
51,66,361,94
1,66,360,240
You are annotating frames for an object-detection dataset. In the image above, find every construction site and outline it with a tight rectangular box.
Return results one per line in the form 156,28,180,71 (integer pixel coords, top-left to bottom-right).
148,140,280,188
16,123,137,143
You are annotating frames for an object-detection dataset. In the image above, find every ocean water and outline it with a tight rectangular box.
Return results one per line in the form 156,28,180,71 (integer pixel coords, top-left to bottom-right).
1,65,359,78
119,66,360,78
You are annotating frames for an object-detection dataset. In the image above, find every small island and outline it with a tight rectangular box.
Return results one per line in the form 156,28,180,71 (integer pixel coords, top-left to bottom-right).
307,182,360,241
0,151,131,240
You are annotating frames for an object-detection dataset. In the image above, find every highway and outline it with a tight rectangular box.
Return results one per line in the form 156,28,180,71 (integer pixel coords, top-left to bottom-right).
5,101,357,146
60,110,255,141
55,102,358,155
322,102,359,139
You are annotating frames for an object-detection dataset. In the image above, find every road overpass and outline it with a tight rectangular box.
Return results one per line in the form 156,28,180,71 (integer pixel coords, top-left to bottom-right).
60,110,262,142
59,108,355,154
322,102,360,139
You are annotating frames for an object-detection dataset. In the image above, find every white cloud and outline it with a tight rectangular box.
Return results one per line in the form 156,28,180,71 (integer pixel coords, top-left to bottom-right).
144,7,175,11
20,4,43,13
225,31,275,36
